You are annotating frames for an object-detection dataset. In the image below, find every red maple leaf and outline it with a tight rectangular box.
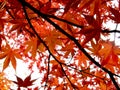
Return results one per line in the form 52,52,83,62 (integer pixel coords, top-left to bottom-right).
13,74,37,89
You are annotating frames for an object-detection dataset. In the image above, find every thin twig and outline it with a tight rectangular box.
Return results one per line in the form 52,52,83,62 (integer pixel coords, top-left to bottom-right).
5,8,15,19
22,4,76,89
45,54,51,86
102,29,120,33
18,0,120,89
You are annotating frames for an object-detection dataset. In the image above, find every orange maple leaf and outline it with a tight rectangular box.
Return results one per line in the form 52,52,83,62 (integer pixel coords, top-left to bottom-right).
44,30,63,53
0,44,22,70
50,60,63,77
60,41,75,58
74,52,88,67
99,41,120,66
24,37,38,58
87,40,102,55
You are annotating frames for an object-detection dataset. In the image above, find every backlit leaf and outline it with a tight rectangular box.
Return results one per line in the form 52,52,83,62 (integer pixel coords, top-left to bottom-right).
13,74,36,88
3,55,10,70
24,37,38,58
10,55,16,70
1,0,120,89
99,41,119,66
0,52,8,59
109,7,120,23
44,30,63,53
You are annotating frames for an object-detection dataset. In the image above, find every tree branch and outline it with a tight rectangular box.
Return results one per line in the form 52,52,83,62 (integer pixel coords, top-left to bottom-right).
18,0,120,89
102,29,120,33
22,4,77,89
44,14,84,28
45,54,51,87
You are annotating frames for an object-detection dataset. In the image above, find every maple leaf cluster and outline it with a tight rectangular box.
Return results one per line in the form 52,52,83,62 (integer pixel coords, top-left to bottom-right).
0,72,11,90
0,0,120,89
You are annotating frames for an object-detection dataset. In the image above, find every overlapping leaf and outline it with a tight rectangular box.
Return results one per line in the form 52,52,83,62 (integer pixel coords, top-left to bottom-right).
80,15,102,45
99,41,120,66
74,52,88,67
63,0,81,14
24,37,38,58
40,1,59,14
60,41,75,58
87,40,102,55
78,0,108,15
109,7,120,23
44,30,63,53
50,60,63,77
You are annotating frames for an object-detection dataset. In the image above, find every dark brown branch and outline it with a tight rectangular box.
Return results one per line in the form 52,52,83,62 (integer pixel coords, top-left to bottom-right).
45,54,51,86
5,7,35,36
22,2,83,28
18,0,120,89
109,74,120,89
102,29,120,33
59,64,77,89
60,60,120,79
5,8,15,19
22,4,76,89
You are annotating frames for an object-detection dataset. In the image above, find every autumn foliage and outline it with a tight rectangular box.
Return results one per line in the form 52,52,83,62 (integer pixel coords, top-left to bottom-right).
0,72,11,90
1,0,120,89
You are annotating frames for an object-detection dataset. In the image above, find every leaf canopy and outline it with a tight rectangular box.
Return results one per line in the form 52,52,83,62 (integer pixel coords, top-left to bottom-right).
0,0,120,89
